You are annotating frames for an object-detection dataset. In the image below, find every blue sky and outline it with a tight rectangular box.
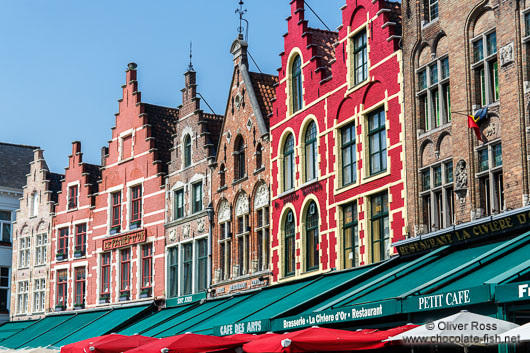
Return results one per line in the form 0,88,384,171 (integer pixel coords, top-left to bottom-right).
0,0,345,172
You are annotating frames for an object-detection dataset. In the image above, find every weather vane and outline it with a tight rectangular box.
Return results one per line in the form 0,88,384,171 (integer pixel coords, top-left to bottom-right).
188,41,194,71
235,0,248,39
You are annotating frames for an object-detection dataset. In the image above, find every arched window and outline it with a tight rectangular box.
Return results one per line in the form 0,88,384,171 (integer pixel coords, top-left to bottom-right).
30,191,39,217
254,183,270,272
234,136,246,180
218,200,231,281
304,122,317,181
283,134,295,191
219,164,226,187
284,210,295,277
305,201,319,271
256,143,263,170
184,135,192,168
292,55,303,113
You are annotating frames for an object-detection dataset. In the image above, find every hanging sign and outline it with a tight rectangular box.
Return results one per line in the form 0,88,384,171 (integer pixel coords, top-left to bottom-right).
165,292,207,307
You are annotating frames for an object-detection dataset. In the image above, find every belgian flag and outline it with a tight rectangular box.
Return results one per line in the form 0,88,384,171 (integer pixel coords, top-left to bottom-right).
468,106,488,142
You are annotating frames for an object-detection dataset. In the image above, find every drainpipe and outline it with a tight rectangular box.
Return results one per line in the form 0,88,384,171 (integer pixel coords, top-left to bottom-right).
206,205,214,292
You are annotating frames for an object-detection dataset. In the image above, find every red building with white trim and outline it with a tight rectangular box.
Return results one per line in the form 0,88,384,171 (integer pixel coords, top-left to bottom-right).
270,0,406,283
50,63,174,311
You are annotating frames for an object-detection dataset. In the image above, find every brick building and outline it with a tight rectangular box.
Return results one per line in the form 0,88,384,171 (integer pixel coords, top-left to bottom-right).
209,35,277,296
401,0,530,236
269,0,405,283
49,63,174,311
0,143,37,322
11,149,62,320
164,67,223,298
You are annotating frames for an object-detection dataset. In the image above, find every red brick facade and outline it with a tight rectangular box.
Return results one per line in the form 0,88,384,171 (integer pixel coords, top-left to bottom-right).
49,63,173,311
270,0,405,282
164,68,223,298
209,35,277,296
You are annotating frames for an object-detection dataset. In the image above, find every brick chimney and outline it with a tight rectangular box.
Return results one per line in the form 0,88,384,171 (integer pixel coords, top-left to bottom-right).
126,62,137,82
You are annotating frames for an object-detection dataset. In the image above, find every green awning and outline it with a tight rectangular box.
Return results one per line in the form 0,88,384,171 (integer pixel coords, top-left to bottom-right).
0,320,37,341
334,241,500,307
118,304,193,335
0,314,74,348
142,299,230,337
23,311,107,348
53,305,150,347
299,260,411,315
156,295,253,336
188,278,316,335
243,265,375,322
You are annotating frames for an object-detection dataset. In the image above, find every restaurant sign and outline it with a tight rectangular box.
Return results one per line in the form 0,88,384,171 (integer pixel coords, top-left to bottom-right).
495,281,530,303
402,286,491,313
102,229,147,251
214,319,270,336
165,292,207,307
396,208,530,256
271,299,400,332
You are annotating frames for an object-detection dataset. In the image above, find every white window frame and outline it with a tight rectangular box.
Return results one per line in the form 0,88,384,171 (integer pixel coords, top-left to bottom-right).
16,280,29,315
33,278,46,313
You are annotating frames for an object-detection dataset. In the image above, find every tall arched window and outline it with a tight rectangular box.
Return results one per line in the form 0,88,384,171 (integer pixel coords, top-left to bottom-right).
256,143,263,170
304,122,317,181
305,201,319,271
184,135,192,168
284,210,295,277
234,136,246,180
219,164,226,188
283,134,295,191
30,191,39,217
292,55,303,113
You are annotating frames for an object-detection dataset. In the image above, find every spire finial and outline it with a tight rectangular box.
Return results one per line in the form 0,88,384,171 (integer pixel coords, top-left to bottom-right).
235,0,247,39
188,41,194,71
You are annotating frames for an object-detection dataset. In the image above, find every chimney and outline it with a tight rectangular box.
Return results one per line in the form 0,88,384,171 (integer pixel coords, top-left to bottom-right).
100,146,109,167
72,141,81,155
126,62,137,82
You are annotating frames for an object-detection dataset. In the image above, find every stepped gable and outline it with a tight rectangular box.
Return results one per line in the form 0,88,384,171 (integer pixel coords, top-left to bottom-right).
46,171,64,204
307,27,339,80
201,112,224,157
143,103,179,175
0,142,38,189
81,163,101,196
249,72,278,125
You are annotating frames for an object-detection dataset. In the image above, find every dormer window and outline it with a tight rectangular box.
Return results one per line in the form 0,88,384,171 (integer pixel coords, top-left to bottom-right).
291,55,303,113
68,185,78,210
